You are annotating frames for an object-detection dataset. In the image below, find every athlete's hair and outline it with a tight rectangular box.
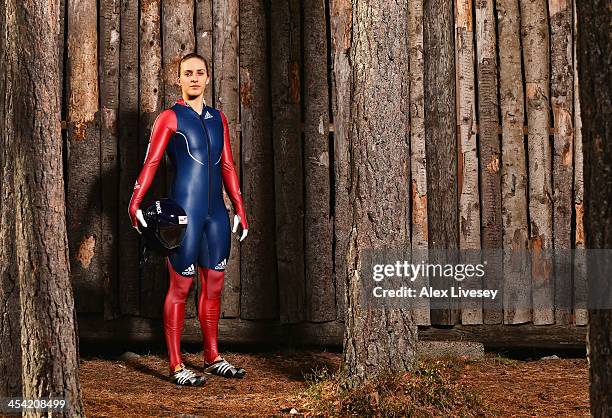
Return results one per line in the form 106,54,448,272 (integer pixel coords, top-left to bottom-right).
178,53,209,77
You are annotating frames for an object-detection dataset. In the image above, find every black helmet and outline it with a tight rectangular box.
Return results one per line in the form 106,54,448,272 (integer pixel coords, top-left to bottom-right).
141,198,188,254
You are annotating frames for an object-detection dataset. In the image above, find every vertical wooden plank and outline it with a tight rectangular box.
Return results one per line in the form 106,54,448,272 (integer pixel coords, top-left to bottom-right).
497,0,531,324
66,0,103,313
408,0,430,326
572,0,587,326
476,0,503,324
424,0,460,326
270,0,306,323
455,0,483,325
118,0,141,315
162,0,196,317
196,0,214,106
214,0,241,318
100,0,121,320
520,0,554,325
549,0,574,325
303,0,335,322
239,0,277,320
139,0,167,319
58,0,65,96
329,0,352,322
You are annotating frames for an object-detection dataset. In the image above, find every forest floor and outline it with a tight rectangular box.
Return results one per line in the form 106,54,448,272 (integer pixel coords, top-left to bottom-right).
79,346,589,417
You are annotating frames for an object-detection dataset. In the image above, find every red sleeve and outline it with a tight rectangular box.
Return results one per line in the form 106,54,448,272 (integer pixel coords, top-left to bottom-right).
128,109,177,227
220,111,248,229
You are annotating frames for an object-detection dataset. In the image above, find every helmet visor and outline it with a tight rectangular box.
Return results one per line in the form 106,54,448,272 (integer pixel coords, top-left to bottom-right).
158,223,186,249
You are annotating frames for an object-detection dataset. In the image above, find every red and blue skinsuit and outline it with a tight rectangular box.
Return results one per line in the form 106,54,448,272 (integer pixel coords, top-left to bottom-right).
128,98,248,370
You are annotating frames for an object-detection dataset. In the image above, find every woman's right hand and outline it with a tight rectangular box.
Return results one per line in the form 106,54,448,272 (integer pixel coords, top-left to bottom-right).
129,208,148,234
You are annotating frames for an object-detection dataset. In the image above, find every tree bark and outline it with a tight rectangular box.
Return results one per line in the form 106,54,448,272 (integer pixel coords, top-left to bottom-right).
408,0,430,326
342,0,417,384
270,0,306,323
424,0,459,325
239,0,277,320
13,0,84,415
196,0,214,106
303,0,335,322
0,0,21,397
497,0,530,324
520,0,553,325
119,0,141,316
214,0,241,318
455,0,483,325
577,0,612,414
139,0,167,319
549,0,574,325
476,0,502,324
100,0,120,320
330,0,352,322
66,0,103,314
572,0,587,326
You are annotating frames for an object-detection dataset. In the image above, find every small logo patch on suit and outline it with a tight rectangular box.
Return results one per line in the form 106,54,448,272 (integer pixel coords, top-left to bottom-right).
204,111,213,120
214,259,227,271
182,264,195,276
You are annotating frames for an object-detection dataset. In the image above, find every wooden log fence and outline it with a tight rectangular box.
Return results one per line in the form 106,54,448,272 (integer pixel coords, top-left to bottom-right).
60,0,587,346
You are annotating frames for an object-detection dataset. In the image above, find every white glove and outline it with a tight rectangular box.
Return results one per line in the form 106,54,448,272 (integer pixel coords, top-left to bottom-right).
134,209,148,234
232,214,248,242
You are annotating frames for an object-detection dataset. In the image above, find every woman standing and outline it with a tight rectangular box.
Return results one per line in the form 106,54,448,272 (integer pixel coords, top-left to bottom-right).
128,53,248,386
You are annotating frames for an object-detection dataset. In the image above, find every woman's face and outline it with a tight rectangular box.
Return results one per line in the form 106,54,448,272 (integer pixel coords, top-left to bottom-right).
178,58,209,99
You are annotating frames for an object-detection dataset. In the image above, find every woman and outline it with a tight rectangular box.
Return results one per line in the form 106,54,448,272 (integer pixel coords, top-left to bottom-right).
128,53,248,386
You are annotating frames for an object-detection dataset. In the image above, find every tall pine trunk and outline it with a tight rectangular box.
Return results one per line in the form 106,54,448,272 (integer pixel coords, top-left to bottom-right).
341,0,417,384
13,0,84,415
577,0,612,414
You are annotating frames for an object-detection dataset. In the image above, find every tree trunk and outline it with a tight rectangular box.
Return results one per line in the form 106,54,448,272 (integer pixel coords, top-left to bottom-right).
572,0,587,326
577,0,612,414
100,0,120,320
139,0,166,319
342,0,417,384
196,0,214,106
476,0,502,324
214,0,241,318
303,0,335,322
549,0,574,325
408,0,430,326
455,0,483,325
424,0,459,325
13,0,84,415
270,0,306,323
330,0,352,322
66,0,103,314
520,0,553,325
239,0,277,320
119,0,141,316
0,0,21,397
497,0,530,325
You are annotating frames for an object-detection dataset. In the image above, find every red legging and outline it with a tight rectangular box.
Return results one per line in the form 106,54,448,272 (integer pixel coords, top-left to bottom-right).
163,259,224,371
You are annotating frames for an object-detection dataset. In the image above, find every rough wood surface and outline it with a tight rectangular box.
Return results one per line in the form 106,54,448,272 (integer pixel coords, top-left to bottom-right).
424,0,460,325
195,0,213,106
408,0,430,326
343,0,417,384
100,0,120,320
214,0,241,318
118,0,141,316
497,0,530,325
139,0,167,319
577,0,612,413
476,0,502,324
520,0,554,325
572,1,587,326
303,0,335,323
239,0,277,320
330,0,352,322
549,0,574,325
13,1,84,413
270,0,306,323
66,0,103,314
0,0,21,396
455,0,483,325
